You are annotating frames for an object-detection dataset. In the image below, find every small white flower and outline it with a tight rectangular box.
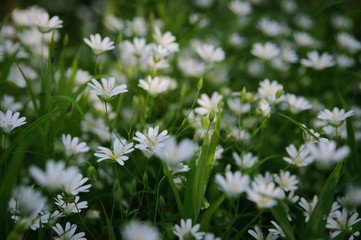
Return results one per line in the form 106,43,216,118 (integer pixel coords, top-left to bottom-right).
233,152,258,170
122,221,161,240
294,32,317,47
275,171,298,192
134,126,169,156
307,141,350,168
29,160,65,191
251,42,280,60
257,18,286,37
285,94,312,113
215,171,250,197
1,95,23,112
0,110,26,134
326,208,361,239
29,12,63,33
153,27,179,53
301,51,335,70
281,48,298,63
138,75,169,95
177,56,206,77
336,32,361,54
247,180,285,209
195,92,223,116
336,54,355,68
258,99,271,117
52,222,86,240
196,43,225,63
299,195,318,222
258,79,283,104
88,77,127,101
173,219,205,240
318,107,354,127
61,167,91,196
95,138,134,166
55,194,88,214
269,221,286,238
62,134,89,156
248,225,278,240
84,33,115,56
228,0,252,16
283,144,314,167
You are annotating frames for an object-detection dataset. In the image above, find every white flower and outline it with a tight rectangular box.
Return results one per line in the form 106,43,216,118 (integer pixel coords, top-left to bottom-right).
247,180,285,209
269,221,286,238
294,32,317,47
29,12,63,33
1,95,22,112
88,77,127,101
258,99,271,117
122,221,161,240
124,17,147,37
7,64,37,88
196,43,225,63
307,141,350,168
251,42,280,60
283,144,313,167
233,152,258,170
326,208,361,239
228,0,252,16
331,15,353,30
275,171,298,192
215,171,250,197
134,126,169,155
29,160,65,191
258,79,283,104
52,222,86,240
294,13,314,30
257,18,286,37
299,195,318,222
138,75,169,95
84,33,115,56
95,138,134,166
336,32,361,54
104,14,124,32
227,98,251,115
336,54,355,68
281,48,298,63
55,195,88,214
61,167,91,196
301,51,335,70
318,107,354,127
62,134,89,156
0,110,26,134
195,92,223,116
173,219,205,240
178,56,206,77
248,225,278,240
285,94,312,113
153,27,179,53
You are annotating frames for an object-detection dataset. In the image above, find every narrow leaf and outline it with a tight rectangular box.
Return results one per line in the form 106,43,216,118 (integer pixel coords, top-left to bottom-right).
271,204,296,240
99,201,116,240
53,95,84,116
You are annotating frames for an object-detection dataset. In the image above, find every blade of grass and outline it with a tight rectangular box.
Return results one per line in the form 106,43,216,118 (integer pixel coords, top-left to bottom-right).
333,220,361,240
52,95,84,116
271,204,296,240
200,194,226,231
99,200,116,240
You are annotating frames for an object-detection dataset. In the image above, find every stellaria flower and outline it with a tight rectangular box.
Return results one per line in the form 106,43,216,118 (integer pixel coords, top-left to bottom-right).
215,170,250,197
173,219,205,240
153,27,179,53
301,51,335,70
195,43,225,63
228,0,252,16
95,138,134,166
258,79,283,104
62,134,89,156
336,32,361,54
195,92,223,116
247,180,285,209
251,42,280,60
285,94,312,113
275,171,298,192
0,110,26,134
233,152,258,170
52,222,86,240
317,107,354,127
283,144,313,167
299,196,318,222
61,167,91,196
29,160,65,191
122,221,161,240
307,140,349,168
294,32,317,47
134,126,168,156
138,75,169,95
326,208,361,239
84,33,115,56
88,77,127,101
29,12,63,33
248,225,277,240
55,195,88,215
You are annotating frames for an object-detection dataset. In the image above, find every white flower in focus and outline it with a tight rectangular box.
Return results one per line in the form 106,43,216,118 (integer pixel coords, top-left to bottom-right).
275,171,298,192
247,180,285,209
196,43,225,63
88,77,128,101
228,0,252,16
173,219,205,240
283,144,313,167
301,51,335,70
298,195,318,222
307,141,350,168
122,221,161,240
84,33,115,56
52,222,86,240
134,126,169,156
138,75,169,95
29,12,62,33
215,171,250,197
62,134,89,156
195,92,223,116
61,168,91,196
251,42,280,60
258,79,283,104
318,107,354,127
29,160,65,191
233,152,258,170
95,138,134,166
326,208,361,239
55,195,88,214
285,94,312,113
153,27,179,53
0,110,26,134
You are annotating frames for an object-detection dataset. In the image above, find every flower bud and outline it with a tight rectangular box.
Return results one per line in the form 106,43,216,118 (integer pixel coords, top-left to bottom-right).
87,166,97,181
197,77,203,90
201,116,210,128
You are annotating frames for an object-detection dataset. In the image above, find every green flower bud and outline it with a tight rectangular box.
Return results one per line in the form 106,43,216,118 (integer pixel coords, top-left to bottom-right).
197,77,203,90
87,166,97,181
276,87,283,99
201,116,210,128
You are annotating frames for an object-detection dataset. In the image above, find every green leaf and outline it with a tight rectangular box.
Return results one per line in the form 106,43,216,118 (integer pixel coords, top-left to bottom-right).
245,155,279,175
53,95,84,116
200,194,226,231
303,162,343,238
333,220,361,240
314,0,353,15
271,204,296,240
99,201,116,240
